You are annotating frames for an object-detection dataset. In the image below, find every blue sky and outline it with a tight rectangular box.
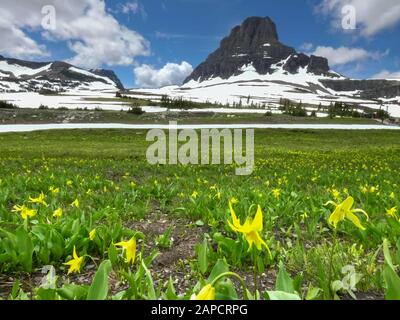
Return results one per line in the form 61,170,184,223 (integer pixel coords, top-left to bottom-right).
1,0,400,87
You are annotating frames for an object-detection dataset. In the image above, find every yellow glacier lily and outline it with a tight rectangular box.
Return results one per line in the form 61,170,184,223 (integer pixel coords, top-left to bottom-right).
326,196,369,230
12,205,37,220
53,208,63,218
227,201,272,257
29,192,47,206
386,207,399,221
191,284,216,300
115,237,137,265
71,199,80,208
49,186,60,194
89,229,96,241
64,246,84,275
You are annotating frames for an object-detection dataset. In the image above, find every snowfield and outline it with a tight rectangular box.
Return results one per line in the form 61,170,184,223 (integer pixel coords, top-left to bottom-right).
0,60,52,77
1,60,399,118
0,123,399,134
131,64,400,118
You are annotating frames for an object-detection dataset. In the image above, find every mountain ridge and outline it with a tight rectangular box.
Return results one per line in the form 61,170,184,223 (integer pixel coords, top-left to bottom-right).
0,55,124,92
184,16,337,83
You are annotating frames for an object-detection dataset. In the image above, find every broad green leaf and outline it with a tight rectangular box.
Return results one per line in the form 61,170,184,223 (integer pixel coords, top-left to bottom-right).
306,286,322,300
383,239,395,270
215,279,238,300
35,288,58,300
108,243,119,267
87,260,112,300
266,291,302,300
16,227,33,272
197,237,208,274
275,263,295,293
383,265,400,300
208,259,229,283
58,284,89,300
165,277,178,300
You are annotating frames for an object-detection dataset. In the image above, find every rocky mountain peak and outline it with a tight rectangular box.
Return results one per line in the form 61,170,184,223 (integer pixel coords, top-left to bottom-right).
224,16,279,50
184,16,334,83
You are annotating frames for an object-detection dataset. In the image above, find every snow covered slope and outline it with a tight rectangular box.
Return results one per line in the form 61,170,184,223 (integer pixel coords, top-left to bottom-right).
0,56,123,93
131,16,400,117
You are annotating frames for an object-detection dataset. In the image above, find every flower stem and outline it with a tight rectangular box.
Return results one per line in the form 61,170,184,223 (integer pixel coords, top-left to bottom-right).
210,272,249,300
327,230,337,299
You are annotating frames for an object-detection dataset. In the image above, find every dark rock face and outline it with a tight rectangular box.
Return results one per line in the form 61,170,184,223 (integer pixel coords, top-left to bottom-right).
184,16,332,83
308,56,331,76
321,79,400,99
91,69,124,90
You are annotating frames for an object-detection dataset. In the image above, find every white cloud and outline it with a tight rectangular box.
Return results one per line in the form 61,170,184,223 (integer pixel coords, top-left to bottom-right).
121,2,139,14
373,70,400,79
0,17,48,59
0,0,150,68
118,1,147,19
311,46,389,66
134,61,193,88
317,0,400,36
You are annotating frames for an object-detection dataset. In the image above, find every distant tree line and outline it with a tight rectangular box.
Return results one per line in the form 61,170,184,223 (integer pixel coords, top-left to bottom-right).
0,101,18,109
279,98,391,121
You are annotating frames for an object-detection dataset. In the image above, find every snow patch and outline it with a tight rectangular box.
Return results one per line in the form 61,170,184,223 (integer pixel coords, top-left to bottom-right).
0,61,52,77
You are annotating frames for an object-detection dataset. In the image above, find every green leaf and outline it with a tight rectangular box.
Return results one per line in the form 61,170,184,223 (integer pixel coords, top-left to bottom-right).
305,286,322,300
195,220,205,227
58,284,89,300
16,227,34,272
165,277,178,300
382,239,400,300
197,237,209,274
208,259,229,283
266,291,302,300
87,260,112,300
215,279,238,300
36,288,58,300
9,280,20,300
383,239,395,270
108,243,119,267
275,262,295,293
141,259,157,300
383,265,400,300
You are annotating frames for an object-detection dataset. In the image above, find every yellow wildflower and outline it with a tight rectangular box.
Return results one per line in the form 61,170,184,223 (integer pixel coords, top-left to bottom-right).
115,237,137,265
386,207,398,220
13,205,37,220
227,201,272,257
331,189,340,200
29,192,47,206
53,208,63,218
272,188,281,199
191,284,216,300
64,246,84,275
71,199,79,208
326,196,369,230
191,191,199,199
89,229,96,241
49,186,60,194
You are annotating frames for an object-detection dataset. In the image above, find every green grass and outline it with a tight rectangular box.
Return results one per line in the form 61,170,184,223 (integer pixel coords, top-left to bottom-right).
0,129,399,300
0,108,381,125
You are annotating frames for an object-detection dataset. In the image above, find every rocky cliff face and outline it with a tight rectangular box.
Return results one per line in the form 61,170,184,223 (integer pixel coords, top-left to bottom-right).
184,17,333,83
321,79,400,99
